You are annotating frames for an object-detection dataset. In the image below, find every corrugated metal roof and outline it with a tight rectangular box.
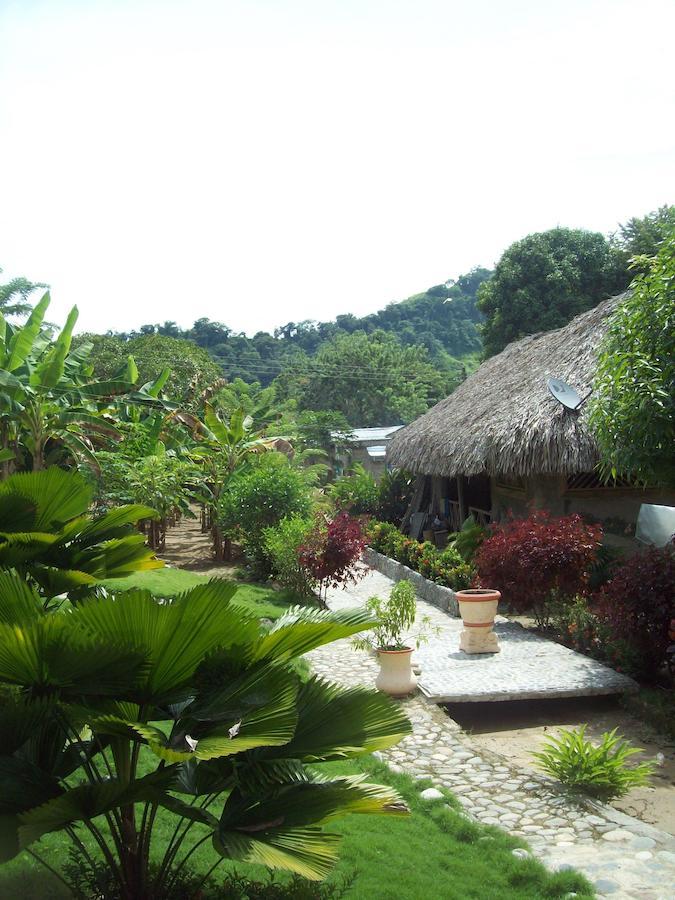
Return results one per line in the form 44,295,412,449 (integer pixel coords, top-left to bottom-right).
331,425,403,443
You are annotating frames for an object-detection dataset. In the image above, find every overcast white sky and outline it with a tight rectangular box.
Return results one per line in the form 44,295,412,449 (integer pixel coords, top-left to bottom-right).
0,0,673,336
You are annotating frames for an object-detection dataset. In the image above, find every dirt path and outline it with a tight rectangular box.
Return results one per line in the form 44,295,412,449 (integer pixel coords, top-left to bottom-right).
160,510,238,578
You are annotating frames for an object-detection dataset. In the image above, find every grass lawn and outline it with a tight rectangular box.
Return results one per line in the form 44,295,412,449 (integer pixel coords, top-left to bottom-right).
100,566,310,621
0,754,593,899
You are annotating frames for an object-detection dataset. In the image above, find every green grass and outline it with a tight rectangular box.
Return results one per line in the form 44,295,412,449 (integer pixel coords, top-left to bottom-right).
0,754,593,900
100,567,309,621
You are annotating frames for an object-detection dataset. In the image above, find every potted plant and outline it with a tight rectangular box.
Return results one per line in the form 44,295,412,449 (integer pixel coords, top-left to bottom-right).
455,588,501,653
354,580,434,696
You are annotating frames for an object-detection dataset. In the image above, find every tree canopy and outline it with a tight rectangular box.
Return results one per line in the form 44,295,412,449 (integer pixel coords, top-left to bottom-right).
77,332,223,407
477,228,627,357
589,231,675,487
275,330,453,427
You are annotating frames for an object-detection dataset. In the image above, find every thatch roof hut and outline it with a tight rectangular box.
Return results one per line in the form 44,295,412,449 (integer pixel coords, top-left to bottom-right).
388,294,624,479
388,293,674,546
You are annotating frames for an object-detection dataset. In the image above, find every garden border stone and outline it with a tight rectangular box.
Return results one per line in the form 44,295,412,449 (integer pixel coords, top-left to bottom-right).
363,547,460,617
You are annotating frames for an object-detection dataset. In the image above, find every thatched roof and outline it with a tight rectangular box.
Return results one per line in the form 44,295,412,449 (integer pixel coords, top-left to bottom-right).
387,294,626,478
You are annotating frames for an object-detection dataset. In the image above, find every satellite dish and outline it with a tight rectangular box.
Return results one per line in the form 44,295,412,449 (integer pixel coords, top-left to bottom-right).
547,378,590,411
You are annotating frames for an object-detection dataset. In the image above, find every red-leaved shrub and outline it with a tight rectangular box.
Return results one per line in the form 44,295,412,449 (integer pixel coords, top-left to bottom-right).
299,512,366,601
473,510,602,624
594,545,675,682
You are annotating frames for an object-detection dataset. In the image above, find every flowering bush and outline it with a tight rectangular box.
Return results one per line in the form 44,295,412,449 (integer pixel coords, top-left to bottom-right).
299,512,367,601
366,520,475,591
595,545,675,682
473,511,602,626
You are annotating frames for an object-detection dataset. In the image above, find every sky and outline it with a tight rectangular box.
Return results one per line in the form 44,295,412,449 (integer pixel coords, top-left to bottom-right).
0,0,673,336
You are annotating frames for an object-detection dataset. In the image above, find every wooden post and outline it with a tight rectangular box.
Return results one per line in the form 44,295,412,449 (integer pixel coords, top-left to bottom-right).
456,476,466,523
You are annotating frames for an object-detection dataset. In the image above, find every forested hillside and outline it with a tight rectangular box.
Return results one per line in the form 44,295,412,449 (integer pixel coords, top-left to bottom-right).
74,266,491,426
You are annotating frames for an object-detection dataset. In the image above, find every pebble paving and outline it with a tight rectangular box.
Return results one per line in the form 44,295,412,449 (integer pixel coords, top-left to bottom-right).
305,570,675,900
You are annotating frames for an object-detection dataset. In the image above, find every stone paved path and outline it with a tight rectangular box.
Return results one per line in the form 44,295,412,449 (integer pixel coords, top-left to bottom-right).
306,571,675,900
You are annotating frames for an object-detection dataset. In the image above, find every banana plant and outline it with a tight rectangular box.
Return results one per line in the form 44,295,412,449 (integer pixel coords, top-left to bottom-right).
0,466,161,601
0,576,411,898
0,293,163,473
190,405,290,560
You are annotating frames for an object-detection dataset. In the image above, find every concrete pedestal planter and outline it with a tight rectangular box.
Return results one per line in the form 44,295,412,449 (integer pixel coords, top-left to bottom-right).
375,647,417,696
456,589,501,653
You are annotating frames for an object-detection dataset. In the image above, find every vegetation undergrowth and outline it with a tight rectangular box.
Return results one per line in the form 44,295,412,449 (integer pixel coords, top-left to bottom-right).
0,754,594,900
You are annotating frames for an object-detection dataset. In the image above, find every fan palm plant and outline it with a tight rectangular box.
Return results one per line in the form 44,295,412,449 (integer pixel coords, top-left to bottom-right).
0,467,161,600
0,576,410,898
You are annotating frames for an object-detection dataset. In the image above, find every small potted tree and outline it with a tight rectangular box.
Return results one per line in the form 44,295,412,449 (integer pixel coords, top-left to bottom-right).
354,581,433,696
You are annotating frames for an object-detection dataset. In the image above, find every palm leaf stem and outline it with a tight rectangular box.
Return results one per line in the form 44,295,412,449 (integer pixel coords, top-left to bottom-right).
165,832,212,896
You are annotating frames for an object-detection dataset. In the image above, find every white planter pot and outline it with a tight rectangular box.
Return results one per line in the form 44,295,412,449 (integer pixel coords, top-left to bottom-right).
375,648,417,696
456,589,501,653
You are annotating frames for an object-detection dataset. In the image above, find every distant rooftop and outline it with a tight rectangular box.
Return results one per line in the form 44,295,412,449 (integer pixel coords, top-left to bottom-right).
331,425,404,444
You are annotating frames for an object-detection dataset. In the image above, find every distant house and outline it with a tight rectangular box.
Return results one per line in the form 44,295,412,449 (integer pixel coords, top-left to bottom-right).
387,294,675,551
331,425,404,480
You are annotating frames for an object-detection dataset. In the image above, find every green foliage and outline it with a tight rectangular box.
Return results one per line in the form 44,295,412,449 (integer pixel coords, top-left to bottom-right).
477,227,627,357
0,466,160,599
264,516,318,598
219,454,314,574
0,576,411,894
589,231,675,486
355,580,426,651
532,726,654,801
329,464,380,515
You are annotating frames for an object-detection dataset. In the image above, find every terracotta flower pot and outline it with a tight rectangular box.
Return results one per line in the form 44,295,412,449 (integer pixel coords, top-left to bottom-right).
375,647,417,696
456,589,501,654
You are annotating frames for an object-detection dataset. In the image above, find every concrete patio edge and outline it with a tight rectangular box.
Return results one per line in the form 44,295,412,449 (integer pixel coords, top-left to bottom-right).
363,547,459,616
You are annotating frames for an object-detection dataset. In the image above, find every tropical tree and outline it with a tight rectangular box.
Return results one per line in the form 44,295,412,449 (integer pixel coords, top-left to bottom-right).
0,466,161,600
0,266,47,318
477,228,627,357
278,330,451,426
80,332,224,408
0,577,410,898
589,232,675,487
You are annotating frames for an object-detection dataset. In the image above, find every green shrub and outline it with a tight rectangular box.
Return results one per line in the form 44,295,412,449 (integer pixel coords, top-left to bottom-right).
219,453,314,575
532,726,654,800
329,464,380,515
264,515,317,597
452,516,487,563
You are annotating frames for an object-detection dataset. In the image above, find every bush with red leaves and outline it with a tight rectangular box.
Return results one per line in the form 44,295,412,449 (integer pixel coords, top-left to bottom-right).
473,510,602,625
594,545,675,682
298,512,366,601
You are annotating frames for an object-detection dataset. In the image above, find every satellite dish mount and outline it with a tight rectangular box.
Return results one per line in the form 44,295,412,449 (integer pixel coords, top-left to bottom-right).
547,378,592,412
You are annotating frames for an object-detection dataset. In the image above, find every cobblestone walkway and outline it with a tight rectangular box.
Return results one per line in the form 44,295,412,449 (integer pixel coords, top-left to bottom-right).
306,571,675,900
